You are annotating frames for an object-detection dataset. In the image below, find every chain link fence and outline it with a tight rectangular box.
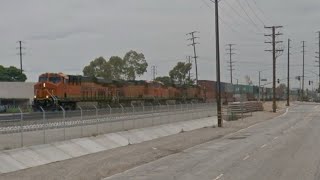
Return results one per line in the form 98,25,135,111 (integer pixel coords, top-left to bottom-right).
0,103,216,150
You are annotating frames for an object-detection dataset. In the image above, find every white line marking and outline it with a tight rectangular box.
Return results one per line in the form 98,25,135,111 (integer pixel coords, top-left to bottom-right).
213,174,224,180
279,107,289,117
261,144,267,148
273,137,278,140
243,155,250,160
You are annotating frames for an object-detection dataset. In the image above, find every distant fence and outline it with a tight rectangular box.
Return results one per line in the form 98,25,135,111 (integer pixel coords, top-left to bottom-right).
225,101,263,121
0,103,216,150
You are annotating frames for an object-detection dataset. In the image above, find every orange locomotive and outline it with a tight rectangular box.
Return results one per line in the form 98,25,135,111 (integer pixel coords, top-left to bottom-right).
33,73,205,110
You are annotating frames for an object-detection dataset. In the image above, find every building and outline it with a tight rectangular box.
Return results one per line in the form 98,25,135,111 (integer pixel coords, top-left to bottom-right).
0,82,35,106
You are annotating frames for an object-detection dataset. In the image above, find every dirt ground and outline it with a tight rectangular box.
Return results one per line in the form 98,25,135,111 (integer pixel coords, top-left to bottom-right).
263,101,288,112
0,106,288,180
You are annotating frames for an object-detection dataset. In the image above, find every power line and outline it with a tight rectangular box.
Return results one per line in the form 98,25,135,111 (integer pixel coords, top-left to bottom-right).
251,0,273,24
222,0,262,33
235,0,262,32
244,0,265,26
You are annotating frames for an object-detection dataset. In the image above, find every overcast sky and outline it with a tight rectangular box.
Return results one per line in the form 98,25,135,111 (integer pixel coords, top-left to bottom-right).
0,0,320,89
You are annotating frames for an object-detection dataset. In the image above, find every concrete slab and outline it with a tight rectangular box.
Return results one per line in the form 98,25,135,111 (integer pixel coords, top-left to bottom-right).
29,144,71,162
116,131,144,144
53,141,90,157
105,133,129,146
149,126,171,138
90,136,121,150
71,138,106,153
160,124,180,135
191,120,206,129
164,124,182,135
0,153,26,173
178,122,195,131
139,128,161,139
128,129,153,142
6,148,50,167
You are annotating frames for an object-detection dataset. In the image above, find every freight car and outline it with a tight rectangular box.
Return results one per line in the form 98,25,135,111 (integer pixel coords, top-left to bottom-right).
33,73,205,110
198,80,276,103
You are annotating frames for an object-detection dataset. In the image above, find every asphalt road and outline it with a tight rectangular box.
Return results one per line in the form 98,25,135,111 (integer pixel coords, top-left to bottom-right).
105,103,320,180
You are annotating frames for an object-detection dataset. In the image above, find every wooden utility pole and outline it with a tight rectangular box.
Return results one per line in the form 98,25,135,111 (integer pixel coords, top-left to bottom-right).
302,41,306,101
265,26,283,113
226,44,236,84
287,39,290,106
18,41,23,74
316,32,320,93
215,0,222,127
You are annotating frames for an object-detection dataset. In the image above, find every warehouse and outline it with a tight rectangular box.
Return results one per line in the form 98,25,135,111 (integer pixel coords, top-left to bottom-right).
0,82,35,107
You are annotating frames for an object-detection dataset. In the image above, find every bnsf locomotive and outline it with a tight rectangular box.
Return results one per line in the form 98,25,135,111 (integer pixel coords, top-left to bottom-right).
33,73,206,110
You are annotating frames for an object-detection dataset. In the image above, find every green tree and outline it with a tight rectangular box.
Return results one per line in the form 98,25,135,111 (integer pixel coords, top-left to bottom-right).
83,57,111,80
123,50,148,80
169,62,192,85
155,76,172,86
0,65,27,82
108,56,125,80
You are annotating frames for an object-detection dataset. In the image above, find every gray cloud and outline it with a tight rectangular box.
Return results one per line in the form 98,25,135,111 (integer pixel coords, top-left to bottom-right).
0,0,319,89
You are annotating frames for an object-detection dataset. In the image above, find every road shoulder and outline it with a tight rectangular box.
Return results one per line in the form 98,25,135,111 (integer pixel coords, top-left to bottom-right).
0,109,285,180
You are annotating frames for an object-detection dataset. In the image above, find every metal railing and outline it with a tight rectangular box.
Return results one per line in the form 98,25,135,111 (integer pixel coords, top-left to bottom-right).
0,103,216,150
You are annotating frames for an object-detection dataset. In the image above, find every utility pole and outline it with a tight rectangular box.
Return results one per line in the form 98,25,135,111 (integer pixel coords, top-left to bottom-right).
226,44,236,84
151,65,157,81
316,31,320,93
187,56,192,80
258,71,261,101
187,31,199,85
287,39,290,106
302,41,306,101
214,0,222,127
265,26,283,113
18,41,23,74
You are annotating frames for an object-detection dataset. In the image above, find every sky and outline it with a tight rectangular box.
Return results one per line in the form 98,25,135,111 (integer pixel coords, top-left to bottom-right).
0,0,320,89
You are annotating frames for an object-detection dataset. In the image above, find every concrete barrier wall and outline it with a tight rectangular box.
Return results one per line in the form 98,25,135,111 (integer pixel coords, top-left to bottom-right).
0,116,217,174
0,106,216,150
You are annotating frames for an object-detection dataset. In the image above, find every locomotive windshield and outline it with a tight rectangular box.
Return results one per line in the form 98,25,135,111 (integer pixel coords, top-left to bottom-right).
49,76,62,84
39,76,48,82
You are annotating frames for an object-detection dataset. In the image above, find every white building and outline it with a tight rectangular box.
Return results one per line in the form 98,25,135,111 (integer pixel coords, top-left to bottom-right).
0,82,35,106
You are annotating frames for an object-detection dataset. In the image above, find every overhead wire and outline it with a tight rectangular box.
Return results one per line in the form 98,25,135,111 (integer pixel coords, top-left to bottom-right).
234,0,262,32
244,0,265,26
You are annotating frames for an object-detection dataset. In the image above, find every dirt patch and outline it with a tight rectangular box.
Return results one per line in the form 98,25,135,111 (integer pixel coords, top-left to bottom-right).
263,101,288,112
0,111,284,180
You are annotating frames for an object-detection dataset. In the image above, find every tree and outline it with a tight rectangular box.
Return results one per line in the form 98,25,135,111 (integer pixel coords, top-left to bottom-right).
83,57,111,79
155,76,172,86
169,62,192,85
0,65,27,82
276,83,286,99
108,56,125,80
123,50,148,80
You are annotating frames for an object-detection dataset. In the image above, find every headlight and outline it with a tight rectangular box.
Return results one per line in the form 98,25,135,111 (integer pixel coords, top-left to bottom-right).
46,95,49,98
34,95,37,98
43,83,46,88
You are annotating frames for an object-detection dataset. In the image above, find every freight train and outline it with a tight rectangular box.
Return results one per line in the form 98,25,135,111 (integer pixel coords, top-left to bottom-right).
33,73,282,110
33,73,205,110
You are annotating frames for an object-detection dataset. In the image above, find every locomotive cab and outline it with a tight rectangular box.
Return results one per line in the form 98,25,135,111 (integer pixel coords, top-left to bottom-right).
33,73,66,110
